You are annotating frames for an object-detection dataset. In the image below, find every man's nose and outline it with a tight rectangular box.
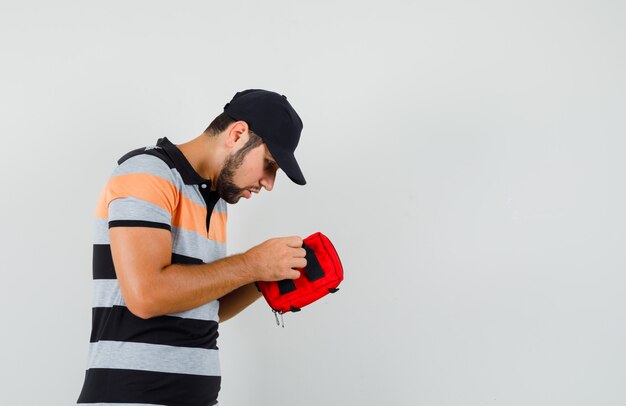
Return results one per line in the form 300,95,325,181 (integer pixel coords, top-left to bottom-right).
261,172,275,191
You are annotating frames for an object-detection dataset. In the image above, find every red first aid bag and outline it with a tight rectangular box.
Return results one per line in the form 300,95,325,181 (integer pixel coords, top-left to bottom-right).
257,232,343,315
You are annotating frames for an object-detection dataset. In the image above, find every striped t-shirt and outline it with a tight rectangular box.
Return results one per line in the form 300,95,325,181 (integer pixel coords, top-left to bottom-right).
78,137,227,406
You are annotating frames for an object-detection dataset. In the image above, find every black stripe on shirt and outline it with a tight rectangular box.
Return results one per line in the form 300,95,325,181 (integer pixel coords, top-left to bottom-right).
77,368,220,406
90,306,219,350
93,244,116,279
109,220,171,230
93,245,205,279
172,252,205,265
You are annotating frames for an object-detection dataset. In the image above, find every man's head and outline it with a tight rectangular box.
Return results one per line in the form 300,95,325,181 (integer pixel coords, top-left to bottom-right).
204,89,305,204
213,124,278,204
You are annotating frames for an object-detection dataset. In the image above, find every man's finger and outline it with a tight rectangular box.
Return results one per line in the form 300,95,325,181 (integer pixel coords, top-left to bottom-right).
293,247,306,258
285,236,304,248
286,269,301,280
291,257,307,270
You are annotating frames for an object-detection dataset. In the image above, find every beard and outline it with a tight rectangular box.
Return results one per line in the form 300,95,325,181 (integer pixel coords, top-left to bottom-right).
215,132,264,204
216,147,253,204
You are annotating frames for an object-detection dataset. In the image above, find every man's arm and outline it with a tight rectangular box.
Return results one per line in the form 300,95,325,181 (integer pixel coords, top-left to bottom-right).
110,226,305,319
218,283,262,323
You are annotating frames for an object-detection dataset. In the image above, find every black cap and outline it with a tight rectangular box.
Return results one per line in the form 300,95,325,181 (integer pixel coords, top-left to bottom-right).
223,89,306,185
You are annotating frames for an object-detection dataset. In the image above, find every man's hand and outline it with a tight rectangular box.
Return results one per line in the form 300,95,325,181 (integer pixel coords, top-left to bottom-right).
218,236,307,322
244,236,307,282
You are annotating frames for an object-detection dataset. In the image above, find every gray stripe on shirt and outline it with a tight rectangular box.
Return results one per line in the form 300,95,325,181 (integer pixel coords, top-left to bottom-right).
93,280,219,322
87,340,220,376
112,154,179,185
108,197,172,225
92,280,125,308
93,218,110,244
172,226,227,263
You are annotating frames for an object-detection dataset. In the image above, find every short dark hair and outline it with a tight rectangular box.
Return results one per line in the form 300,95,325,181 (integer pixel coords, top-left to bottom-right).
204,112,263,149
204,112,237,136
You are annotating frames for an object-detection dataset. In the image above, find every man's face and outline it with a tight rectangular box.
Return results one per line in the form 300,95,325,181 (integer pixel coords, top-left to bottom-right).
216,139,279,204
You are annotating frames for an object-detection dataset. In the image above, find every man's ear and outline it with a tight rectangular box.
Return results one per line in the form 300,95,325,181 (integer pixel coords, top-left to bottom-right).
225,121,250,148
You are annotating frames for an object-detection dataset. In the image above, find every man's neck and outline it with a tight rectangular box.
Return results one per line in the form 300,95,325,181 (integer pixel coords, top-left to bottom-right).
177,133,225,187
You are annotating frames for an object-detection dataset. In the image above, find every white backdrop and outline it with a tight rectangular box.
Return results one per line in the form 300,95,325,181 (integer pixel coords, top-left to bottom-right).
1,1,625,405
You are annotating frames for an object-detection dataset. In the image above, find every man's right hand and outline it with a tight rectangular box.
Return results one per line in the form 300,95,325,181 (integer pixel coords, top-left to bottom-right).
244,236,307,282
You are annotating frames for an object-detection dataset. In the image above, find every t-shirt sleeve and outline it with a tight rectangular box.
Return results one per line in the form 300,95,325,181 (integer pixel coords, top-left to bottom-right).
97,155,179,231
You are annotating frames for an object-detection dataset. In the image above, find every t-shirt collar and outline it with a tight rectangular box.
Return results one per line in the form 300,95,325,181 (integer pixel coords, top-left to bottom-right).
156,137,212,187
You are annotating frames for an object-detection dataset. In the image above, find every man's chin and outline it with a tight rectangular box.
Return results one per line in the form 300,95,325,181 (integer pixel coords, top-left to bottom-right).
216,186,242,204
221,196,238,205
221,193,243,205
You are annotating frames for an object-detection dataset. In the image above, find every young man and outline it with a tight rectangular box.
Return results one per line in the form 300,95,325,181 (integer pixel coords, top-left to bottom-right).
77,89,307,405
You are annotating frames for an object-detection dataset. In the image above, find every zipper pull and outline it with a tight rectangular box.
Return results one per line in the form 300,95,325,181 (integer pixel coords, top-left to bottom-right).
273,310,280,326
272,310,285,328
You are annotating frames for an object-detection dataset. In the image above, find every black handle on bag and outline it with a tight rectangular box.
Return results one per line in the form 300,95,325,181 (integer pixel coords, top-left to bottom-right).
277,242,325,295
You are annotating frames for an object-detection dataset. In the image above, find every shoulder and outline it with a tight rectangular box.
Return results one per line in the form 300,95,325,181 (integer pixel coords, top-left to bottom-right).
113,150,181,187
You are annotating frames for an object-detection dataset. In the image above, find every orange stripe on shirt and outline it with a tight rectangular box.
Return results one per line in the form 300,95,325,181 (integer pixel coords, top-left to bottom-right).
95,173,179,219
208,211,227,243
170,196,227,243
171,194,208,237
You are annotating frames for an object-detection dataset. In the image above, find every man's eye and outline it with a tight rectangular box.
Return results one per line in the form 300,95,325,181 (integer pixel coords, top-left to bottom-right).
266,160,278,171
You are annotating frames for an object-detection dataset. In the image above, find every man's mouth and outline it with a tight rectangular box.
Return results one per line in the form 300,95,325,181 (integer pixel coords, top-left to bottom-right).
243,187,260,199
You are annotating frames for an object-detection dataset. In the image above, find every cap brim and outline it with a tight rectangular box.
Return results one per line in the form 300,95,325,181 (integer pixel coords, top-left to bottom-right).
265,142,306,185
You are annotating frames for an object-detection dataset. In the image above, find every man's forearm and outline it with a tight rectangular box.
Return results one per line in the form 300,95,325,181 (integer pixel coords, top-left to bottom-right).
127,253,256,319
218,283,263,322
